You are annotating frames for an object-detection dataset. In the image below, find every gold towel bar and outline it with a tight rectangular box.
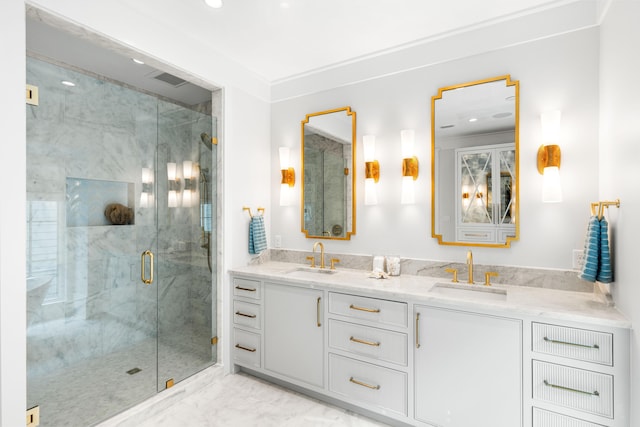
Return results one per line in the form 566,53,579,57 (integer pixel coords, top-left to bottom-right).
243,206,265,218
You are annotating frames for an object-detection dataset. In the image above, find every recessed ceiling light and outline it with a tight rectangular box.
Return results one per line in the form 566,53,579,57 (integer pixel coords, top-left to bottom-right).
280,1,290,8
440,124,455,129
493,112,512,119
204,0,222,8
61,80,75,87
132,58,145,65
468,118,478,122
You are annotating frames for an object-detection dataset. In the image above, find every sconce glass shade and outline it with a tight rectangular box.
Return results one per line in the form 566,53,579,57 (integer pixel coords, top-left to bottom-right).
401,176,415,204
364,178,378,205
400,129,415,158
279,147,291,169
280,183,292,206
183,161,193,179
541,110,561,143
167,163,177,181
168,191,178,208
363,135,376,161
140,167,153,208
542,166,562,203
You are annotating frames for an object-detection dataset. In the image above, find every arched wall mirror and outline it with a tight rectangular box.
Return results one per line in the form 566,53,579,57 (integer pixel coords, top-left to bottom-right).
431,75,519,247
301,107,356,240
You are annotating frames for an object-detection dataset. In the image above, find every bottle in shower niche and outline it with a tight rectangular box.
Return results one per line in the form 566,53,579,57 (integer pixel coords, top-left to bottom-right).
386,256,401,276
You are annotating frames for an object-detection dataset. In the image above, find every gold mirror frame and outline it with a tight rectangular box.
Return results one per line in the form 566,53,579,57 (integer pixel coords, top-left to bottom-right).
431,75,519,248
301,107,356,240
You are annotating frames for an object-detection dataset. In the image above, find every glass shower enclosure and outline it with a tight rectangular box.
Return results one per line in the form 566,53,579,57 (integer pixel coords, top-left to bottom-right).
26,50,217,426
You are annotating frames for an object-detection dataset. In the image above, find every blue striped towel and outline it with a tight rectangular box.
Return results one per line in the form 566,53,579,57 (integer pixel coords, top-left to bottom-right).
596,218,612,283
248,215,267,255
578,215,600,282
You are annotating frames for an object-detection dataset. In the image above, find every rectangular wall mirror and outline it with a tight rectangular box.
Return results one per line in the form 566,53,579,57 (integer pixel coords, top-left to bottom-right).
301,107,356,240
431,75,519,247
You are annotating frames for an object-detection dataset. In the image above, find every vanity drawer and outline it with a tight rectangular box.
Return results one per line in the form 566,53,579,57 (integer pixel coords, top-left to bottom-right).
533,407,606,427
532,323,613,366
329,292,407,328
329,353,407,416
233,328,261,368
233,277,262,300
456,227,496,243
328,319,407,366
233,300,262,330
532,360,613,418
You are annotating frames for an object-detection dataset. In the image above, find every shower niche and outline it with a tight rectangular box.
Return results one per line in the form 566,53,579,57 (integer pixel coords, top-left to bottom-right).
66,177,135,227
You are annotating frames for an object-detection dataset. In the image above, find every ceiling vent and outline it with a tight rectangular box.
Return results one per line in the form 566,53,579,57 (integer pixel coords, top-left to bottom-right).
152,72,188,88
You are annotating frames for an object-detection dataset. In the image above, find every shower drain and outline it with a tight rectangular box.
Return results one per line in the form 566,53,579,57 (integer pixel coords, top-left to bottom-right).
126,368,142,375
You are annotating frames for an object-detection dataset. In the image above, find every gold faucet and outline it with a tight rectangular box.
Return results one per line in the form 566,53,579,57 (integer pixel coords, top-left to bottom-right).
313,242,325,269
466,250,474,284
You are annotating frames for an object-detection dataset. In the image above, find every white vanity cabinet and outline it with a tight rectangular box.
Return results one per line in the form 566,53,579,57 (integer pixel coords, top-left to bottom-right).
263,282,324,388
327,292,409,418
414,305,522,427
230,270,630,427
529,321,629,427
231,277,263,369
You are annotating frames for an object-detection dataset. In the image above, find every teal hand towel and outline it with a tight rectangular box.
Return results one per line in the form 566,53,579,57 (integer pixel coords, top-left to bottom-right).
596,218,612,283
578,216,600,282
248,215,267,255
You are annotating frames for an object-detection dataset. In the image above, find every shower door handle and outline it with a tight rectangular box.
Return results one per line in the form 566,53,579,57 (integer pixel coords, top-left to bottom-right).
141,250,154,285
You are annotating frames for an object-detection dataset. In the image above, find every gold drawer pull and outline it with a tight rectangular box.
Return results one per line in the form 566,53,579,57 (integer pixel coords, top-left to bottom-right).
235,344,257,353
349,377,380,390
317,297,322,327
235,286,257,292
543,380,599,396
543,336,600,349
349,304,380,313
350,336,380,347
235,311,256,319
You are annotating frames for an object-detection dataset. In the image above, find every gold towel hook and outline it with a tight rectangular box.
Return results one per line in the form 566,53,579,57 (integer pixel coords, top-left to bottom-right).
243,206,265,218
592,199,620,220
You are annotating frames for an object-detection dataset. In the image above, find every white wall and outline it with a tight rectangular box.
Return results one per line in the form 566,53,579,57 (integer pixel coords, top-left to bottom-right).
599,1,640,423
0,2,27,425
0,1,271,423
271,27,601,270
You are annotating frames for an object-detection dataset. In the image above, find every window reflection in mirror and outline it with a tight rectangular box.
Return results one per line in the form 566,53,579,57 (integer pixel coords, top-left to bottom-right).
301,107,356,240
431,76,519,247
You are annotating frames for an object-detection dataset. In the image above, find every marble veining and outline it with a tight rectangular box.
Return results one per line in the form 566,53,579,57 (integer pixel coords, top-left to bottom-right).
232,260,629,329
99,366,386,427
269,249,596,293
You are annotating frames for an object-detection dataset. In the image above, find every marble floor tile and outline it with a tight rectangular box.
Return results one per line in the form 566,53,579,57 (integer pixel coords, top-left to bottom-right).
105,369,389,427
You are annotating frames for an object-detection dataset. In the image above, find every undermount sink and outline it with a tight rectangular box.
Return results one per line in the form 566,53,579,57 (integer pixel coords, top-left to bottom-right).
286,266,339,276
430,283,507,301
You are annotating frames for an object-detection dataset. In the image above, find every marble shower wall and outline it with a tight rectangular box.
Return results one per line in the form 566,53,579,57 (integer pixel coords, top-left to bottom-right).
26,56,214,378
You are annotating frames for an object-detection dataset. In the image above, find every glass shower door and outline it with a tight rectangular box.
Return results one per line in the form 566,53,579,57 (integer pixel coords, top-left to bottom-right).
156,102,217,390
26,56,160,426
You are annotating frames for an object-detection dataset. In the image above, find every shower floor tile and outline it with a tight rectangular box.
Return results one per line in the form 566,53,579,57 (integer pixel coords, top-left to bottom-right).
28,330,214,427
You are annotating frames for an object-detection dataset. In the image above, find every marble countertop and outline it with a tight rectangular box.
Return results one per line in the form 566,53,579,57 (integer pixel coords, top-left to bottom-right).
230,261,631,329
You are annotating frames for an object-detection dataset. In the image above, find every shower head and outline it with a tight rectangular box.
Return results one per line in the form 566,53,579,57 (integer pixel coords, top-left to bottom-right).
200,132,214,150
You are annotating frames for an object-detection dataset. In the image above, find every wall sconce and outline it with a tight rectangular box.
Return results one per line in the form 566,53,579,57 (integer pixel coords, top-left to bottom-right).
400,129,418,204
182,160,197,208
140,167,153,208
167,162,180,208
279,147,295,206
538,110,562,203
363,135,379,205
